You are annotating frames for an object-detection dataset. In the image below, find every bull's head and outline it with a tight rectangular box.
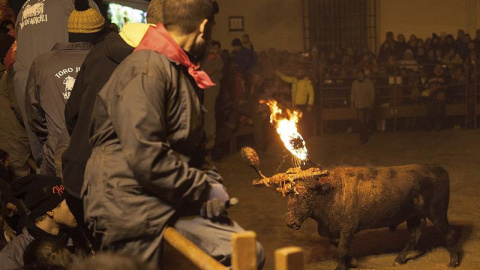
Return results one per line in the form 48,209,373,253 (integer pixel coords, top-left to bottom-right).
241,147,331,230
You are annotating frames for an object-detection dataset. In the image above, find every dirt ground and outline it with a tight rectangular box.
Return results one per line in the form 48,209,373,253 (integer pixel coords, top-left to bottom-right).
214,129,480,270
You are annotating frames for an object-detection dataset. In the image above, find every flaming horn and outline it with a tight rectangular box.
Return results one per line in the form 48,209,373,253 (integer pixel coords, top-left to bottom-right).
260,99,321,168
241,147,329,196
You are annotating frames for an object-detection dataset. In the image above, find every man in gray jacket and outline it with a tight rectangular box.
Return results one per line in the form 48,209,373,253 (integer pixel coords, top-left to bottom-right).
14,0,98,168
83,0,264,268
24,0,105,176
351,68,375,143
0,174,77,270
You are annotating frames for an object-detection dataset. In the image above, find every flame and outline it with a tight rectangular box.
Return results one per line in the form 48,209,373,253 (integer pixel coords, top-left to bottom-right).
261,99,308,162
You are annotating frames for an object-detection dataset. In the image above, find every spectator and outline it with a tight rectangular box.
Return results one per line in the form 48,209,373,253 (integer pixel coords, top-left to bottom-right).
82,0,265,268
351,69,375,143
275,66,315,137
0,0,14,25
24,0,105,176
14,0,98,170
0,43,34,177
202,40,224,151
242,34,254,52
62,3,163,248
231,38,255,76
0,174,78,270
357,53,378,75
23,238,75,270
423,64,449,131
398,49,418,72
416,47,428,64
396,34,408,59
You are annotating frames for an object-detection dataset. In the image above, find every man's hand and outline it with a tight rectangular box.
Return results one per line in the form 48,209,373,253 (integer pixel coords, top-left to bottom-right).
200,198,239,220
200,198,226,219
208,183,229,204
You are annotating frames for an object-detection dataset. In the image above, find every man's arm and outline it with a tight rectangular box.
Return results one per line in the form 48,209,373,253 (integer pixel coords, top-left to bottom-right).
108,73,219,206
275,70,295,83
64,65,86,135
25,62,47,146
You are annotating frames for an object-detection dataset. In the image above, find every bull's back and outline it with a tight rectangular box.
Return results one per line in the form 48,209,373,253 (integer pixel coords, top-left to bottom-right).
325,164,449,230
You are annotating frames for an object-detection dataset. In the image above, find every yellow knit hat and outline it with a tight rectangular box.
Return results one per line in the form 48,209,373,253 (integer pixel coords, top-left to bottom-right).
68,0,105,34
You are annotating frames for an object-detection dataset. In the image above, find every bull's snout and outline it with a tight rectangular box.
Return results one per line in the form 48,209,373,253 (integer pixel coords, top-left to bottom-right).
286,214,303,230
287,222,302,230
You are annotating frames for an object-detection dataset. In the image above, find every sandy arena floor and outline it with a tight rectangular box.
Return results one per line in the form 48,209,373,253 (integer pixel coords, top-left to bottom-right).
215,129,480,270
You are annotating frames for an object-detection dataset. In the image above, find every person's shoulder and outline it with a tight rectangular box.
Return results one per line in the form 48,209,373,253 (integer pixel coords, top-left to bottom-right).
0,230,33,269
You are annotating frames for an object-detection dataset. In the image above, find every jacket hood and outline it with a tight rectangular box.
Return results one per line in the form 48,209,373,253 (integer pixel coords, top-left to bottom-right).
119,23,153,48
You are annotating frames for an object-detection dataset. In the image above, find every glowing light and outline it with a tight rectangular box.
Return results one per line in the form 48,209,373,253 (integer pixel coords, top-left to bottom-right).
261,99,308,161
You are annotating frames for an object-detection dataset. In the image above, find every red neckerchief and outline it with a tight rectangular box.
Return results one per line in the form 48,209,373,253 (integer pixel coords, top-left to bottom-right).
134,23,215,89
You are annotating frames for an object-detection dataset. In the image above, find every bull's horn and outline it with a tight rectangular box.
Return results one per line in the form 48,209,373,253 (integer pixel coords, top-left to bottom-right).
241,147,260,168
241,147,268,179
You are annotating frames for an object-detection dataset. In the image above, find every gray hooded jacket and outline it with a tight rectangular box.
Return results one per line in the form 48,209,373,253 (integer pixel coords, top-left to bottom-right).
25,42,92,176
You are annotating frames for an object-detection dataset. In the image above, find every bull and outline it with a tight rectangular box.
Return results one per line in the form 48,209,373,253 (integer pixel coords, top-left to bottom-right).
241,148,459,270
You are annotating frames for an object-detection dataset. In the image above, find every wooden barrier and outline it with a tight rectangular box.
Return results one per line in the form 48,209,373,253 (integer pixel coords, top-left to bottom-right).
162,227,227,270
275,246,304,270
320,104,469,133
162,228,259,270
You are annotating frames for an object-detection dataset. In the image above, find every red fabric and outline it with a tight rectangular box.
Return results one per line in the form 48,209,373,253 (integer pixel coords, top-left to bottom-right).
134,23,215,89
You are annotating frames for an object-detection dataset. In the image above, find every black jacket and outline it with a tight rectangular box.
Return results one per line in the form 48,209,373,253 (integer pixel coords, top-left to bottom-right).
62,32,134,198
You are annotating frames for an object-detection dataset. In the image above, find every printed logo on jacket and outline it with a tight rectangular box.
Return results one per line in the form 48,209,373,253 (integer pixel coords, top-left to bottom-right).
20,0,47,29
55,67,80,100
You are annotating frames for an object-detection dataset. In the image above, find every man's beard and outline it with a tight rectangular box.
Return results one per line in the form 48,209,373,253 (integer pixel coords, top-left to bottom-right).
190,36,209,63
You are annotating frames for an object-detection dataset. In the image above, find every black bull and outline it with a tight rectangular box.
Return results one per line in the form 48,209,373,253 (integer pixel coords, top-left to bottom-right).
277,164,459,270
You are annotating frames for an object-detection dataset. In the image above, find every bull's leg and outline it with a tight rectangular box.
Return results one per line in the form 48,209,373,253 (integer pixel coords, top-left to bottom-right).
393,218,424,266
429,216,459,267
335,231,353,270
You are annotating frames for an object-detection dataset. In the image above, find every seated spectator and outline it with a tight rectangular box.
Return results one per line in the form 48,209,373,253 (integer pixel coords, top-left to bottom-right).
423,64,449,131
425,37,433,51
0,174,78,270
398,49,418,72
416,47,428,64
408,34,418,52
23,238,75,270
357,53,378,75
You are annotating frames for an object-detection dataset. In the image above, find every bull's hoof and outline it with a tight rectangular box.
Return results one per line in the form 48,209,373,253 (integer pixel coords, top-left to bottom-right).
393,257,404,266
448,260,459,268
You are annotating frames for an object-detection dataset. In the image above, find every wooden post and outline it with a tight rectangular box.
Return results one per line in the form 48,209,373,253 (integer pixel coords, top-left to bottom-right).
232,231,257,270
275,246,304,270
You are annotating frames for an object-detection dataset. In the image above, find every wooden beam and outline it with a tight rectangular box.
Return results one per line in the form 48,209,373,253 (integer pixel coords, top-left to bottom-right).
232,231,257,270
162,227,227,270
275,246,304,270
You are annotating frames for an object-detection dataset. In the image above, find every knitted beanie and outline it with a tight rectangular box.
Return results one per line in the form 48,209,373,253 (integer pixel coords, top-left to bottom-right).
68,0,105,43
12,174,65,219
